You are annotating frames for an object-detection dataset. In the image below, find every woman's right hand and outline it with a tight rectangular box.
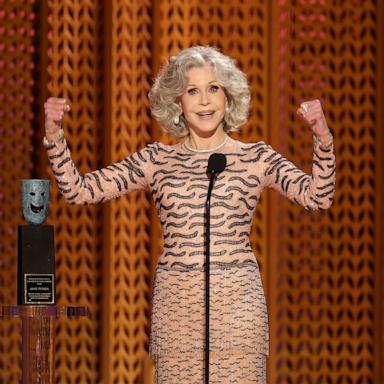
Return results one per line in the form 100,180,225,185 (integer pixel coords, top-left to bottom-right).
44,97,71,141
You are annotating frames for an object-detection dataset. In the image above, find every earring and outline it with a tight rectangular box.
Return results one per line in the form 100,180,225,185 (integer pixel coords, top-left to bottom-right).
174,115,180,125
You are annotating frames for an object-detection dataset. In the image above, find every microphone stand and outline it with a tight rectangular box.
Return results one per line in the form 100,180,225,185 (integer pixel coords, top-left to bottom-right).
205,171,217,384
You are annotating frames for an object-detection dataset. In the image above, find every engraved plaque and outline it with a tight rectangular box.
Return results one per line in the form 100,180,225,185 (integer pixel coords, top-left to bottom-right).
18,225,56,305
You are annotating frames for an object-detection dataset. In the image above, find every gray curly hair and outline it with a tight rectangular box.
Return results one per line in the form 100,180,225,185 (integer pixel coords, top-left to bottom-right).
148,46,251,137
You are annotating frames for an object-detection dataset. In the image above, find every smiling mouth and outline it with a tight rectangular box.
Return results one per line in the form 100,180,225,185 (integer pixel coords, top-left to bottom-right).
30,204,43,214
196,111,215,117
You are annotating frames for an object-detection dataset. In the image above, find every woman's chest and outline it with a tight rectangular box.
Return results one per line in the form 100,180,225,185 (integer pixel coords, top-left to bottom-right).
149,155,265,219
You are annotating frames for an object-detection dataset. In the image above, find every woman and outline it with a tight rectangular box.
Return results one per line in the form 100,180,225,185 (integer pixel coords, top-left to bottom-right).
44,46,335,383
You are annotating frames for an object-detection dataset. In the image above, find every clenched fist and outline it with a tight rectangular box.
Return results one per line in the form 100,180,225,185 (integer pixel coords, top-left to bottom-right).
297,99,332,145
44,97,70,142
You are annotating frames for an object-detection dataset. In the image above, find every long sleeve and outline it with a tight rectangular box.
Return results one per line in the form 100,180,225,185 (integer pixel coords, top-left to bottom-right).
261,135,336,210
44,135,158,205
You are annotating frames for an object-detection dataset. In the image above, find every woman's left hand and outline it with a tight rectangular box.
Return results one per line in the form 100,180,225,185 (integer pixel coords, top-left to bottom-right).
297,99,331,141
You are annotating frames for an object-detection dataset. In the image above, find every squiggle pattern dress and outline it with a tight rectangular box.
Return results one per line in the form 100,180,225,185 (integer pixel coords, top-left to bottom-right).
44,134,336,383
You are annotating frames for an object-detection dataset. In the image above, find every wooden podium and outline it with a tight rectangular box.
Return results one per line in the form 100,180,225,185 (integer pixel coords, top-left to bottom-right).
0,305,88,384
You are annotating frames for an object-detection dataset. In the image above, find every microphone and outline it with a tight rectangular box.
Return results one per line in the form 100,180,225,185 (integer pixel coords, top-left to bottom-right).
207,153,226,174
205,152,226,384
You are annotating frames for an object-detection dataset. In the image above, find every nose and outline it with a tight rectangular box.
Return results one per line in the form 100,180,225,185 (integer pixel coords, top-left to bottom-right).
199,90,210,105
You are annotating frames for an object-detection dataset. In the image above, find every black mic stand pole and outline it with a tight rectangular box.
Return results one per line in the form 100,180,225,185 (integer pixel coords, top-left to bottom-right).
205,171,217,384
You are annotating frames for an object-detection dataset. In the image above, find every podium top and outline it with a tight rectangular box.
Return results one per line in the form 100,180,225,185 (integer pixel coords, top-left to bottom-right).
0,305,88,318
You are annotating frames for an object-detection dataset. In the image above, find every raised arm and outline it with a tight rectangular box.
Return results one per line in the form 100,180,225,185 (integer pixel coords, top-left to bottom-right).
263,99,336,211
43,97,156,205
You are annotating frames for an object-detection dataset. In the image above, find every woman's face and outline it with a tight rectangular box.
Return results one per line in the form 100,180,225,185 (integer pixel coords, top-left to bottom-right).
180,64,227,138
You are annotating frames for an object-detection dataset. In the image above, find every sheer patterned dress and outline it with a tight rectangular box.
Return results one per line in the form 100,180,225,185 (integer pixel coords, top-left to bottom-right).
44,133,336,383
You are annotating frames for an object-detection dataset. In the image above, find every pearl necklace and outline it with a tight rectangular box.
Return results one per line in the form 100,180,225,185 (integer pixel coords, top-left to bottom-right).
183,135,229,153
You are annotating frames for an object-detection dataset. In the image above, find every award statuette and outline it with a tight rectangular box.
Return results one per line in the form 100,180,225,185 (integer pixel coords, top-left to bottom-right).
18,179,55,305
0,178,88,383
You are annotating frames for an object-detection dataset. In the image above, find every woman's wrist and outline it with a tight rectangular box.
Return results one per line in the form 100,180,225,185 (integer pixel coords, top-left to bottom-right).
43,128,64,148
314,130,333,148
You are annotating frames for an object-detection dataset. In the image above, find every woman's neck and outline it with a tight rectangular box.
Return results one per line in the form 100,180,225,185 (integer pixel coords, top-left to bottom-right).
187,129,227,150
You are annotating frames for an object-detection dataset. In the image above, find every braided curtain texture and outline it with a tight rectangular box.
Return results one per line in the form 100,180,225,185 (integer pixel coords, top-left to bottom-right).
268,2,383,383
0,1,382,383
44,1,105,383
0,1,35,382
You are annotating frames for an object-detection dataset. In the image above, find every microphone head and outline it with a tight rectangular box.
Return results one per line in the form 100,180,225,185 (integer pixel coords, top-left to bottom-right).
207,153,227,174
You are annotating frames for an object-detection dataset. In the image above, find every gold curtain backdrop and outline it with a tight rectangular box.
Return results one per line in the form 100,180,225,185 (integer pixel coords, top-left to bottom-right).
0,1,383,383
